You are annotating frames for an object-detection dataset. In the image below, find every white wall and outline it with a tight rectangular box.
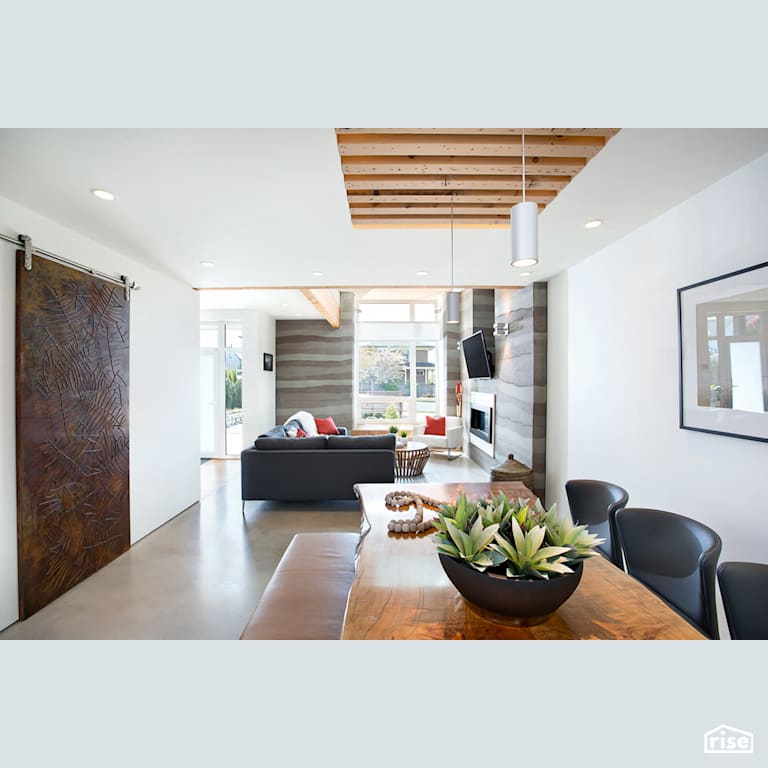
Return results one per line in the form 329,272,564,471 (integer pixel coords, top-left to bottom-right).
546,153,768,605
200,309,276,446
0,196,200,630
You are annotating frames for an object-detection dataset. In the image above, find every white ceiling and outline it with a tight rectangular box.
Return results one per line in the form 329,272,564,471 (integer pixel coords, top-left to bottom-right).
199,289,318,319
1,129,767,311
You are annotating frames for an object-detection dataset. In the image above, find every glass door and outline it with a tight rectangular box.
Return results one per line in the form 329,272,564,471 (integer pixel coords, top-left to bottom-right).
225,324,243,455
200,321,243,458
200,323,223,458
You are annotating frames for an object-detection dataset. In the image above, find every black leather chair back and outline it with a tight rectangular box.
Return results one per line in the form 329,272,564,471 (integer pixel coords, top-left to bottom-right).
717,561,768,640
565,479,629,568
615,507,721,639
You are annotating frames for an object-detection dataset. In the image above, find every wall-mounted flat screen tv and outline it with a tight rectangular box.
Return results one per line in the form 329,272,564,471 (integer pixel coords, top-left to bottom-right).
461,330,493,379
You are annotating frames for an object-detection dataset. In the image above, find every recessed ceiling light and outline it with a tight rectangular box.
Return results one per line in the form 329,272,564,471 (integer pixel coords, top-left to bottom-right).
585,219,603,229
312,271,323,277
520,271,531,277
199,261,215,268
91,188,116,201
416,270,429,276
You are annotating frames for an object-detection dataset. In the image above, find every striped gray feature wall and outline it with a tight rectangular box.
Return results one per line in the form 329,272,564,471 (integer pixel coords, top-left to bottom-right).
461,289,494,461
444,309,462,418
275,291,355,430
461,286,548,503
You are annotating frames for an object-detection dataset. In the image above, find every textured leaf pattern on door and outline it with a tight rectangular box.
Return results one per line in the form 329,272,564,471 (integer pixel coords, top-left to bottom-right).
16,252,130,619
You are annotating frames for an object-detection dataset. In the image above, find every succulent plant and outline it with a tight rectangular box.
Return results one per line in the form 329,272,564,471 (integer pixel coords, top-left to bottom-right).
435,516,505,571
540,506,605,562
491,519,573,580
435,491,605,580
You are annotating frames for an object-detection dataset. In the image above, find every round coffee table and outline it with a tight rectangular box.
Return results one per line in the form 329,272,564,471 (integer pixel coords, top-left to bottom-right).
395,441,430,478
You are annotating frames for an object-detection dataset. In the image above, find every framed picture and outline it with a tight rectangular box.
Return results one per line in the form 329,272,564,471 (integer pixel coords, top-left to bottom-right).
678,260,768,442
263,353,274,372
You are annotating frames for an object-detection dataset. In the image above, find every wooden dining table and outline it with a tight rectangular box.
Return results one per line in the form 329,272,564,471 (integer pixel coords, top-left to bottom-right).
342,481,705,640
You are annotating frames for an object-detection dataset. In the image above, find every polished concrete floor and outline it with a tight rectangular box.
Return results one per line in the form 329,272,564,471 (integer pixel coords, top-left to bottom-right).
0,452,489,639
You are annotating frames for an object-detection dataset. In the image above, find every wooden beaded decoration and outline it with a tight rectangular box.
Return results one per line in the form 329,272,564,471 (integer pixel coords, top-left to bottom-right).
384,490,448,534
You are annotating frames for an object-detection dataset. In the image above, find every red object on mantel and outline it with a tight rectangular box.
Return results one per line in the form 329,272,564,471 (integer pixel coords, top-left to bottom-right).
315,416,341,435
424,415,446,436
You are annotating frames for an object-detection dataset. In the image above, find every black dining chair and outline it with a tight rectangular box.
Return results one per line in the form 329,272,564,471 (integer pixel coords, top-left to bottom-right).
717,561,768,640
565,479,629,569
615,507,722,639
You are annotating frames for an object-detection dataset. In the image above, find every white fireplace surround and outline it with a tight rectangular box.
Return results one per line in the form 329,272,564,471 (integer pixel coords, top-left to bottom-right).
469,391,495,457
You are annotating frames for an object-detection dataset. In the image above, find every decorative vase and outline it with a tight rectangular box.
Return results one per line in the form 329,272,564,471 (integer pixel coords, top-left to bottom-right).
438,554,584,626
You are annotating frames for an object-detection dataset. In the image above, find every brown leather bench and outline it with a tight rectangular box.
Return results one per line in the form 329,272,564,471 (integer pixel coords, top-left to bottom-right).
239,532,359,640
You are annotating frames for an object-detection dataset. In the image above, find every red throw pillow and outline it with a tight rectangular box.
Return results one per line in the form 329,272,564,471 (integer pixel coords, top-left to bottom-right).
424,416,446,436
296,427,309,437
314,416,340,435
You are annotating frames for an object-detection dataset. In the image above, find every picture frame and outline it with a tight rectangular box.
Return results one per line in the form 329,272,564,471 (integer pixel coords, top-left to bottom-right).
678,260,768,442
263,352,274,372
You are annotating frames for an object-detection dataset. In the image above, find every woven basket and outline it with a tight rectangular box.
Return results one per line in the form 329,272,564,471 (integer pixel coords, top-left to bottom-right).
490,453,533,490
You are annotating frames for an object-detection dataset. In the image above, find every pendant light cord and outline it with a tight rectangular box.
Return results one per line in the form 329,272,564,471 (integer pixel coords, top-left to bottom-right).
450,197,454,289
522,127,526,203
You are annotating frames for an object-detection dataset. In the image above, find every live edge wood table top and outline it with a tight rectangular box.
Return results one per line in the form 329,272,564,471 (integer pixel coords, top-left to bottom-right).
343,482,705,640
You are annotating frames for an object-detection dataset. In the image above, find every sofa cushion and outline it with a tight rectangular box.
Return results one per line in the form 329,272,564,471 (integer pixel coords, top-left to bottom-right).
315,416,341,435
424,415,446,436
253,436,328,451
327,434,396,451
284,410,318,436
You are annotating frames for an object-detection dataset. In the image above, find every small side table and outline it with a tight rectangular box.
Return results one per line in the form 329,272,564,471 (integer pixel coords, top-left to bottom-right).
395,441,430,478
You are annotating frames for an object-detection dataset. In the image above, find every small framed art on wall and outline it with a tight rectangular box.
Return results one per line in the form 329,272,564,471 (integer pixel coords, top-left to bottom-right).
678,260,768,442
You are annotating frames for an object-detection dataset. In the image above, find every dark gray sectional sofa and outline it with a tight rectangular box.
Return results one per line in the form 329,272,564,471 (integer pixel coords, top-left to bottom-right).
241,427,396,502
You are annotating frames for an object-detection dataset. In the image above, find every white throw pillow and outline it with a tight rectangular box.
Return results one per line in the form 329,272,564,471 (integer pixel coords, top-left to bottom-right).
284,411,318,436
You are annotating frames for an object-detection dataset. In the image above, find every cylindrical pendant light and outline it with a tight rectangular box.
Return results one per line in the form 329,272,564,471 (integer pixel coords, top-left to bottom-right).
510,128,539,268
446,291,460,324
446,197,460,323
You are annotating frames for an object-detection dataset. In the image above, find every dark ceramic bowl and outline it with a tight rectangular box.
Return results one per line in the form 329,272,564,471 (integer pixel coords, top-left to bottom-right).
439,554,584,625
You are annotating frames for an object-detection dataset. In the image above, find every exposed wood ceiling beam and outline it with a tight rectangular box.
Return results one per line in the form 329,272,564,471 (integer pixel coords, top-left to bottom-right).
337,134,605,158
341,156,587,175
300,288,341,328
346,192,557,204
344,174,571,191
350,216,513,227
348,205,546,215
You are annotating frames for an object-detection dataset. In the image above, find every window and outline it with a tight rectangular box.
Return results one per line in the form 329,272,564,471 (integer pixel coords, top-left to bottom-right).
414,303,436,322
224,324,243,454
359,303,410,322
358,345,411,421
356,299,443,424
358,302,437,323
